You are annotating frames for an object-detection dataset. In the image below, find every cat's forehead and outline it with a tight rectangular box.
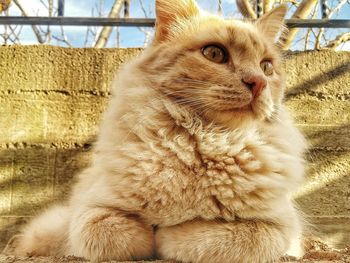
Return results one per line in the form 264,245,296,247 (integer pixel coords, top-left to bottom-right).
179,17,268,56
225,23,266,55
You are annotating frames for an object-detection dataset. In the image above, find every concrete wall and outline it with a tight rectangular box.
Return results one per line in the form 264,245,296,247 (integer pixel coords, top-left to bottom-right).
0,46,349,250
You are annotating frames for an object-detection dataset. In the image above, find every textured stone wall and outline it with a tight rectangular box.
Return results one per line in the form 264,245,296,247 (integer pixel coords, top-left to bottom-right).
0,46,349,250
284,51,350,248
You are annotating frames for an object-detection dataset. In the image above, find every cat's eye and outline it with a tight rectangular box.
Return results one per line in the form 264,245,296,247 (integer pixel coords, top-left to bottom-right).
260,60,274,76
201,45,228,64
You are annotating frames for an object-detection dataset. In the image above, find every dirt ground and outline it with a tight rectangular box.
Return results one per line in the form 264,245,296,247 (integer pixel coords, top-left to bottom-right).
0,256,174,263
1,240,350,263
0,255,348,263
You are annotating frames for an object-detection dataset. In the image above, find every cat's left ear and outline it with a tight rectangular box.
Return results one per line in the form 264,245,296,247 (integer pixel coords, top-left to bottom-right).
154,0,200,43
256,5,288,42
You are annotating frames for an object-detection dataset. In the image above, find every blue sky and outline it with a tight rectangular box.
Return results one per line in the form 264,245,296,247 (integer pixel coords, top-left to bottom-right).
1,0,350,49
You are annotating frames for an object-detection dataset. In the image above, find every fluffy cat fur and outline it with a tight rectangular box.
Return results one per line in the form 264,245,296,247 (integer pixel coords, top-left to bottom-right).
6,0,307,262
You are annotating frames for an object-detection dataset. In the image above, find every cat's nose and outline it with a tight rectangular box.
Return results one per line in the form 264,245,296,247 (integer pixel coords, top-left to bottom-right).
242,75,267,98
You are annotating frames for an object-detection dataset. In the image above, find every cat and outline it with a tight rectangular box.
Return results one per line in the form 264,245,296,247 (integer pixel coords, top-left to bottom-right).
5,0,307,262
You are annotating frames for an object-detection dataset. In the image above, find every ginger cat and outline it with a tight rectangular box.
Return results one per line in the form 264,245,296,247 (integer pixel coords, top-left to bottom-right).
6,0,307,262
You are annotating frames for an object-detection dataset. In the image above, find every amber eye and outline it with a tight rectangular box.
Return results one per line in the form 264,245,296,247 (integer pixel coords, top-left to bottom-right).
202,45,228,64
260,60,274,76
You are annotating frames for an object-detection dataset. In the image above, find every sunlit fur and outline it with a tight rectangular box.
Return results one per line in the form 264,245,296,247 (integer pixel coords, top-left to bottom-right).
7,1,307,262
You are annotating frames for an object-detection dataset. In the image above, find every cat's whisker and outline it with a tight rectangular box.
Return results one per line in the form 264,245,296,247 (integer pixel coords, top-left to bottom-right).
175,77,213,84
196,101,217,117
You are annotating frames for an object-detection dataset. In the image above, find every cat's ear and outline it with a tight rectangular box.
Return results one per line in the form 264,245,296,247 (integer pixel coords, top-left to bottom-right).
256,5,288,42
154,0,200,43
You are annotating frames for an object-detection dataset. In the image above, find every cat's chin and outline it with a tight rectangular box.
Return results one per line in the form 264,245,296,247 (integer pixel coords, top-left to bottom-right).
203,100,274,128
203,107,256,129
251,94,275,120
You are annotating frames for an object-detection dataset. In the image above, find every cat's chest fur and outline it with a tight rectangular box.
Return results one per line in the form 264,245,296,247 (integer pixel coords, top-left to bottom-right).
112,115,302,227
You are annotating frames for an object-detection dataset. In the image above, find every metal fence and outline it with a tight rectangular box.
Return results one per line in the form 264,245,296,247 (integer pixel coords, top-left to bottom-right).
0,0,349,28
0,17,350,28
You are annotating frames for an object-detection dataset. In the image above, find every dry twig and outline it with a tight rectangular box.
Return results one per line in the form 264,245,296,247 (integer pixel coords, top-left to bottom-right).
282,0,318,49
263,0,274,13
12,0,45,43
94,0,123,48
236,0,257,19
325,32,350,49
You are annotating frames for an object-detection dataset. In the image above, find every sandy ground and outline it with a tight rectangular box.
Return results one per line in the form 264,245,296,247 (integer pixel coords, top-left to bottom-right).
1,246,350,263
0,256,176,263
1,253,350,263
1,238,349,263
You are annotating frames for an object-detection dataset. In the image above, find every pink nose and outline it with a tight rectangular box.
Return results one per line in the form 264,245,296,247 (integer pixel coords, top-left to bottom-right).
242,74,267,98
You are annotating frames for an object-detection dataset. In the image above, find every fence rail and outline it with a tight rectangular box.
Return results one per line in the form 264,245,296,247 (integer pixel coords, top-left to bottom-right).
0,17,350,28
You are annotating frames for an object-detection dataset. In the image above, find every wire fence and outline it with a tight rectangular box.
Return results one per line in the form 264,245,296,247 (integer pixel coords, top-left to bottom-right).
0,0,349,28
0,17,350,28
0,0,349,49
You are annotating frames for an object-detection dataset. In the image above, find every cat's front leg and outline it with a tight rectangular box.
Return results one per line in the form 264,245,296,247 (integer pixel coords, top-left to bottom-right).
155,218,293,263
69,207,154,262
3,205,71,257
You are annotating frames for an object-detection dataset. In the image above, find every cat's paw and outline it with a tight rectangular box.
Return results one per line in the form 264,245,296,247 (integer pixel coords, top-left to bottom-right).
285,236,304,259
156,219,289,263
2,235,23,255
69,208,154,262
4,205,71,257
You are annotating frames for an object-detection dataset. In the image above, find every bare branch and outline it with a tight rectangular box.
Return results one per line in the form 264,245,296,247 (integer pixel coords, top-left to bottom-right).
218,0,223,14
236,0,257,19
282,0,318,49
138,0,148,18
138,27,152,47
124,0,130,18
304,1,317,50
325,32,350,49
310,0,323,50
84,27,95,47
39,0,48,10
12,0,45,43
263,0,274,13
46,0,54,43
8,22,22,43
1,9,23,45
94,0,123,48
116,26,120,47
313,0,346,50
137,0,152,47
286,0,300,6
315,28,324,49
328,0,347,17
304,28,311,50
1,9,10,44
52,32,71,47
57,25,71,46
84,4,98,47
